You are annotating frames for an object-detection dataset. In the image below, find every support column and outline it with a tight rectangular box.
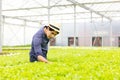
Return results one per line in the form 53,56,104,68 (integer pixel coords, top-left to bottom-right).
73,5,76,47
90,12,92,47
24,20,26,45
48,0,50,46
48,0,50,24
110,21,112,47
0,0,2,53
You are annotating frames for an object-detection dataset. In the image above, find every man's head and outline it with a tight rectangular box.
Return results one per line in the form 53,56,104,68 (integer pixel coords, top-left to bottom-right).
44,23,61,39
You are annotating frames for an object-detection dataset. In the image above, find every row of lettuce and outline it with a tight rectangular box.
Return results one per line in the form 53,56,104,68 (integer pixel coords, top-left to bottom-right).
0,47,120,80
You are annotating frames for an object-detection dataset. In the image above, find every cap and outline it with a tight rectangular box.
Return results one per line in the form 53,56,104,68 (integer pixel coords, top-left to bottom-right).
48,23,61,33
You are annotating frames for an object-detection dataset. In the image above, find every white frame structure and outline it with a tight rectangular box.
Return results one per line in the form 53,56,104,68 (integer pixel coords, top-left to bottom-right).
0,0,120,49
0,0,2,53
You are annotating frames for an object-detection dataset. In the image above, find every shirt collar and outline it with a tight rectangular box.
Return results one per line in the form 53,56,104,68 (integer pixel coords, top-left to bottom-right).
42,26,49,40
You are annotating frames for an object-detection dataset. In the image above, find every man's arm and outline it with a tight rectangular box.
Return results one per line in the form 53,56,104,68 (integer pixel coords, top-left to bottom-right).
37,55,49,63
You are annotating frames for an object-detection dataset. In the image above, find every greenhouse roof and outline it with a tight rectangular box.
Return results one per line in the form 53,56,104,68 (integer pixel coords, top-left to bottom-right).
2,0,120,22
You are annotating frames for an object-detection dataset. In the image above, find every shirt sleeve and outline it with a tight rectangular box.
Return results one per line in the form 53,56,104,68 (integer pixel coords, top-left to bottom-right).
32,37,43,57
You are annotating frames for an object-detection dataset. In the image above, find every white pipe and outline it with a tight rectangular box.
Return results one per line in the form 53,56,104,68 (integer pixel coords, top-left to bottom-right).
74,5,76,47
110,21,112,47
0,0,2,53
48,0,50,24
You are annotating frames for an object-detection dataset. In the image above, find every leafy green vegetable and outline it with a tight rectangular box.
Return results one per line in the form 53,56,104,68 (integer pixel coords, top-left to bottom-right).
0,47,120,80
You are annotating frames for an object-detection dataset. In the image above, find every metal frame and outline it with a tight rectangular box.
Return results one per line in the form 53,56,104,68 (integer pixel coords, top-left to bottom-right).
0,0,2,53
2,1,120,20
1,0,120,47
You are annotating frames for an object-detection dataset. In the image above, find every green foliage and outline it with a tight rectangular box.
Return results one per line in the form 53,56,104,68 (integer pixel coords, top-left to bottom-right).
0,47,120,80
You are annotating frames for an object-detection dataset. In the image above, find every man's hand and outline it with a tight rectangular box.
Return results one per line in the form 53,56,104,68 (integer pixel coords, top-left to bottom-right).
37,55,49,63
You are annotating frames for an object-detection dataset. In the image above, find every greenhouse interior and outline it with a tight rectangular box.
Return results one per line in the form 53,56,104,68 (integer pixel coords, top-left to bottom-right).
0,0,120,79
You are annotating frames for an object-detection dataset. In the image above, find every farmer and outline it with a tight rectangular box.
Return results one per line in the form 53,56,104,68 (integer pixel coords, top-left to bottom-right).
29,23,60,63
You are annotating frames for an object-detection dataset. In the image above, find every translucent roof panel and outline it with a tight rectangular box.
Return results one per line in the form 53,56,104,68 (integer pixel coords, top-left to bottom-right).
2,0,120,22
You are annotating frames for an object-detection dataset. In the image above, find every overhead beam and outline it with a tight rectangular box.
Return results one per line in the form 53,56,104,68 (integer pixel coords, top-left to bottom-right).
3,15,40,23
2,0,120,11
67,0,112,21
6,16,118,22
4,10,120,17
2,4,73,11
81,1,120,5
2,21,40,28
3,12,89,17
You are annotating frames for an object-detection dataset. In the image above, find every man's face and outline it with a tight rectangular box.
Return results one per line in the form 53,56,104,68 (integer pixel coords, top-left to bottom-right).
46,27,59,39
